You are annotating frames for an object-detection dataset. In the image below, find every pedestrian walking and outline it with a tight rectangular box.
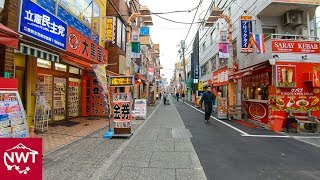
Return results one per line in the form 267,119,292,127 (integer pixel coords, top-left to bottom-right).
176,92,180,102
181,92,185,102
199,87,216,123
163,92,168,105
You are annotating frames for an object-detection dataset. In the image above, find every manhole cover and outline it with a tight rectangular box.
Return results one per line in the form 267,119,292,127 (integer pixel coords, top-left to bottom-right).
172,128,193,138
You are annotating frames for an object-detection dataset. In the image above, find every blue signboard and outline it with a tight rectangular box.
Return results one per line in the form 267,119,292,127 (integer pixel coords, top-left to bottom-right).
240,19,253,53
91,33,100,44
140,27,150,36
57,5,91,38
19,0,67,50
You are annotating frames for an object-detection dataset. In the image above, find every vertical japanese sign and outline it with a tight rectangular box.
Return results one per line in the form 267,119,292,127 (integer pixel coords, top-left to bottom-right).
240,16,253,53
19,0,67,50
105,17,116,43
67,26,108,64
113,101,131,128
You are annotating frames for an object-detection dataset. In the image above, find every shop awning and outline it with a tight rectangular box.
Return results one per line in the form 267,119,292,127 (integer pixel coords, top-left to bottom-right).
61,54,91,68
229,62,270,79
0,23,19,49
135,73,147,82
20,43,59,62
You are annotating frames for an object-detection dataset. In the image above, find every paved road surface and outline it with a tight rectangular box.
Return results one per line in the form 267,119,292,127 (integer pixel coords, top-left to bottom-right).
174,100,320,180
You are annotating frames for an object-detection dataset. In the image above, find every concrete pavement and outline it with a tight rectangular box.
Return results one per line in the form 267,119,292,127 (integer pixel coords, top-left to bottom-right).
91,97,206,179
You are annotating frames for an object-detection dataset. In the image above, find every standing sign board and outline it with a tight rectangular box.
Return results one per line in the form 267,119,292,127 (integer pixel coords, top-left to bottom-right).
133,99,147,119
0,78,29,138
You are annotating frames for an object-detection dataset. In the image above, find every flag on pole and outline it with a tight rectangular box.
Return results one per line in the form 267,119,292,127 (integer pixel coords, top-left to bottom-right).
248,33,266,54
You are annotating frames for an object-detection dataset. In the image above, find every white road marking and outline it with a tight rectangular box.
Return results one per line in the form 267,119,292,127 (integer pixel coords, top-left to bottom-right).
242,134,290,138
184,102,250,136
292,138,320,148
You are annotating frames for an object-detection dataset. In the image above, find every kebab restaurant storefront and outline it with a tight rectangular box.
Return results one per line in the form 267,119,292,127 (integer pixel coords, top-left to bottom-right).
238,39,320,129
16,0,109,127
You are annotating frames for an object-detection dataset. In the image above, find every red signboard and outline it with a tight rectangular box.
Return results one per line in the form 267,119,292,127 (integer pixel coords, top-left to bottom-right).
213,67,228,86
276,65,296,88
272,40,320,54
67,26,108,64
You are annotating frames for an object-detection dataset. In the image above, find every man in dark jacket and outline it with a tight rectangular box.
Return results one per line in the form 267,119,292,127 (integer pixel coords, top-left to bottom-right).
199,87,216,123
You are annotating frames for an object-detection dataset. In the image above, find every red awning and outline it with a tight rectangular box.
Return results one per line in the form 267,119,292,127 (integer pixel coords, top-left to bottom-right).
0,23,19,49
229,62,270,79
135,73,147,82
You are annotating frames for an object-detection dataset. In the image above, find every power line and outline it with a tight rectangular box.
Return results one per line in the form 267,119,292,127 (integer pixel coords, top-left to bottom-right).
154,14,202,24
183,0,204,42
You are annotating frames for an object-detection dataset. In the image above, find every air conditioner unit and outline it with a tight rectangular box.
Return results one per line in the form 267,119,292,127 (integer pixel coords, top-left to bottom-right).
283,11,303,27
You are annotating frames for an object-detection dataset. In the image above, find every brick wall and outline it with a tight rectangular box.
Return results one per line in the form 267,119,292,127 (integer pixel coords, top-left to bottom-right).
0,0,19,78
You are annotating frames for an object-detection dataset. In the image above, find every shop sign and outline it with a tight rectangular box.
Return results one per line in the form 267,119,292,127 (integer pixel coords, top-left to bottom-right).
219,43,230,58
220,31,228,43
242,72,269,87
272,0,320,5
213,68,228,86
272,40,320,54
313,66,320,87
19,0,67,50
198,81,204,91
276,65,296,88
140,27,150,36
106,17,116,43
67,26,108,64
240,16,253,53
109,76,134,87
113,101,132,128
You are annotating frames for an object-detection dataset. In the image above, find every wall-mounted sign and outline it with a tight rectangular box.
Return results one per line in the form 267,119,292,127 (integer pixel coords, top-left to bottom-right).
67,26,108,64
131,42,140,58
109,76,134,87
276,65,296,88
240,16,253,53
106,17,116,43
213,67,228,86
140,27,150,36
220,31,228,43
272,40,320,54
19,0,67,50
219,43,230,58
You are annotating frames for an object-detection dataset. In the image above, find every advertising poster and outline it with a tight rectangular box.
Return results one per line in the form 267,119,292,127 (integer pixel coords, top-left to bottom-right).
218,97,227,117
313,65,320,87
53,77,66,121
240,16,253,53
218,43,230,58
276,65,296,88
134,99,147,119
0,91,28,138
113,101,131,128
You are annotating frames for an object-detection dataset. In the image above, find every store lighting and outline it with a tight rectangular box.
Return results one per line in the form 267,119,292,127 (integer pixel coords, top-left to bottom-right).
258,88,261,91
55,63,67,69
37,58,51,65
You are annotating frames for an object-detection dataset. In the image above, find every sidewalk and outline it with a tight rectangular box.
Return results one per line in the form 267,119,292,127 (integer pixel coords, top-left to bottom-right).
92,98,206,180
44,105,158,180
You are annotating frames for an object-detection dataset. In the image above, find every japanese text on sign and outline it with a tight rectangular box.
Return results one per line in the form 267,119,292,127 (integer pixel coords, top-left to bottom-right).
240,16,253,53
106,17,116,43
113,101,132,128
19,0,67,50
67,26,108,64
109,76,134,87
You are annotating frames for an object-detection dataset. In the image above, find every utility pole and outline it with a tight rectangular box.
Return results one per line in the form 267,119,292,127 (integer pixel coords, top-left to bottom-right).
180,40,187,94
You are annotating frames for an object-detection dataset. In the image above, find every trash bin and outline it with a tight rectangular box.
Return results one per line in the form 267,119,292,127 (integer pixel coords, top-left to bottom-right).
269,115,285,132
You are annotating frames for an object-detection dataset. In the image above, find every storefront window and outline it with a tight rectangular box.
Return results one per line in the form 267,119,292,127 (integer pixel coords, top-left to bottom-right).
244,86,268,100
55,63,67,72
37,58,52,69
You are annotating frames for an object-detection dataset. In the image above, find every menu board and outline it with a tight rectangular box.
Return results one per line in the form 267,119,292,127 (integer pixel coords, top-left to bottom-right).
276,65,296,88
68,78,80,117
0,91,28,138
218,97,228,117
53,77,66,121
133,99,147,119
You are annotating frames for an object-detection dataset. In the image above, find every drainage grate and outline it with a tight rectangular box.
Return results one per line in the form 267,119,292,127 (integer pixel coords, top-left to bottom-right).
172,128,193,138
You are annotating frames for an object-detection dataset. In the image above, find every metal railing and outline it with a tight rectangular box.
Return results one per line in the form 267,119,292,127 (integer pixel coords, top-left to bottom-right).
264,34,320,42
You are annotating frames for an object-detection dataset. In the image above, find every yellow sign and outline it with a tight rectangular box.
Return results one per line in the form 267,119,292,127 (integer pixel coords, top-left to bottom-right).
240,16,252,20
109,76,134,87
198,81,204,91
106,17,115,42
273,0,320,4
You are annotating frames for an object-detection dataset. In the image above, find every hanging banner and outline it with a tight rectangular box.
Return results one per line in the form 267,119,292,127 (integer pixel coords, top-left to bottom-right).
249,33,266,54
220,31,228,43
106,17,116,43
131,42,140,58
133,99,147,119
113,101,131,128
19,0,67,50
219,43,230,58
92,64,110,112
240,16,253,53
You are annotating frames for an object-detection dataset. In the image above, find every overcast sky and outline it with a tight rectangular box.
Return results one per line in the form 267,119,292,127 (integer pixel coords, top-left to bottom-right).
139,0,212,81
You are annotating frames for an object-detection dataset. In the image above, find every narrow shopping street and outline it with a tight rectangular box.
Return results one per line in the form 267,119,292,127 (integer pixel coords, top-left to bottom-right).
44,98,320,180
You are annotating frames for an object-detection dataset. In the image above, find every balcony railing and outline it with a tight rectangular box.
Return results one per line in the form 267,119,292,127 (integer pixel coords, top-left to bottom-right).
264,34,319,42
